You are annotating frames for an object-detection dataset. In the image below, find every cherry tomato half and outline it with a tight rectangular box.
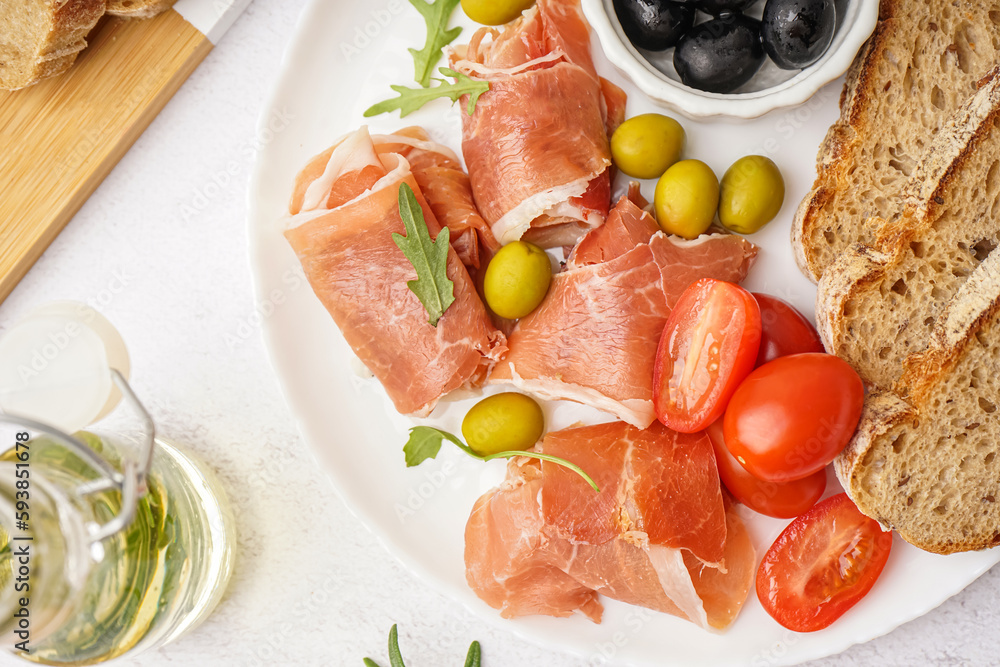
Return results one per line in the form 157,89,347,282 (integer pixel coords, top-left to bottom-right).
723,353,864,482
752,293,824,366
757,493,893,632
706,419,825,519
654,279,761,433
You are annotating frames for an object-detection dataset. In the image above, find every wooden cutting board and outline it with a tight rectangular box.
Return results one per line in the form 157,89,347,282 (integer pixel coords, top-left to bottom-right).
0,9,213,303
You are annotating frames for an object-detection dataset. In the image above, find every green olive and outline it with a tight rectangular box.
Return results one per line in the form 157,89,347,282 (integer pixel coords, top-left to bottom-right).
719,155,785,234
461,0,535,25
483,241,552,319
654,159,719,239
610,113,686,180
462,393,545,456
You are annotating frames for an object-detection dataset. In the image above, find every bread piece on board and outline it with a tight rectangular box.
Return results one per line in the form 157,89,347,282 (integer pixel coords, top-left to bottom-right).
106,0,176,19
791,0,1000,283
835,249,1000,554
0,0,106,91
817,68,1000,389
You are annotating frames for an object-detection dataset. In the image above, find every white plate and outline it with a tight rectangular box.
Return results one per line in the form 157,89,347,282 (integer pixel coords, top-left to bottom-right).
247,2,1000,665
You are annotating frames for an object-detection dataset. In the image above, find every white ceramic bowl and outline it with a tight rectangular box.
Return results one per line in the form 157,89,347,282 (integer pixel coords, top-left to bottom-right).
582,0,879,119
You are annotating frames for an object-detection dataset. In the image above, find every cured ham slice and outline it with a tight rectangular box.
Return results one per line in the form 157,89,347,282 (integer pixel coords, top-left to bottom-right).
284,126,506,416
566,188,658,268
464,457,604,622
541,422,726,565
465,421,755,630
490,197,758,427
451,0,627,248
292,127,501,271
375,127,501,271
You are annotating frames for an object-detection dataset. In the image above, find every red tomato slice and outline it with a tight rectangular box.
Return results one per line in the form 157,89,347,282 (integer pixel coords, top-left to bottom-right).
752,293,824,366
757,493,893,632
706,419,825,519
723,353,864,482
653,279,761,433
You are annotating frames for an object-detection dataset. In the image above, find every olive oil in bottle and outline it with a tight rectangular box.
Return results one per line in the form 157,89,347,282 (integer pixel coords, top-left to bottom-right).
0,433,235,665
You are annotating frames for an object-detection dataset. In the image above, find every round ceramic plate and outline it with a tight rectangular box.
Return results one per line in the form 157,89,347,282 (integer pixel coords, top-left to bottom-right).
247,2,1000,665
580,0,879,119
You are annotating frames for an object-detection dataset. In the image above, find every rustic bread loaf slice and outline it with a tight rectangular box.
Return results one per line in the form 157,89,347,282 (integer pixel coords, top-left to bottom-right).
791,0,1000,283
817,68,1000,389
835,249,1000,554
0,0,106,91
106,0,176,19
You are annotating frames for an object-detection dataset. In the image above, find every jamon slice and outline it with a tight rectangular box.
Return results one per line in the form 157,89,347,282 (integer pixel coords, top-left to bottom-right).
284,127,506,416
566,192,658,268
541,422,726,565
464,457,604,622
292,127,500,272
490,198,758,427
375,127,501,271
490,240,667,426
545,501,754,629
451,0,626,248
465,422,755,630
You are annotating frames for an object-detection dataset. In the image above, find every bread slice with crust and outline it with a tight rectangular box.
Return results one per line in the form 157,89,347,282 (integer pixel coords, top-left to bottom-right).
791,0,1000,283
0,0,106,91
817,68,1000,390
835,248,1000,554
106,0,177,19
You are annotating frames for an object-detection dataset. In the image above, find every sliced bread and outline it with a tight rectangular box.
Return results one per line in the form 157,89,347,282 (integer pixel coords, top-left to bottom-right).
0,0,106,91
106,0,177,19
817,68,1000,389
791,0,1000,283
835,248,1000,554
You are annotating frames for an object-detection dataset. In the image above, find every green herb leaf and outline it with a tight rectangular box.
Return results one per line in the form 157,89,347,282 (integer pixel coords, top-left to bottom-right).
464,641,482,667
408,0,463,87
393,183,456,326
363,660,382,667
404,426,474,466
402,426,600,492
388,625,406,667
364,68,490,118
402,427,444,466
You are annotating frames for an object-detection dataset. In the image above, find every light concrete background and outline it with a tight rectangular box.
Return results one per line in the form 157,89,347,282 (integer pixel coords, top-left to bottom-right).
2,1,998,665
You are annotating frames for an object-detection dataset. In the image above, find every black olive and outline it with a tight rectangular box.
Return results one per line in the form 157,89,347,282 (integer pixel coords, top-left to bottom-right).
673,15,765,93
761,0,836,70
613,0,696,51
696,0,757,16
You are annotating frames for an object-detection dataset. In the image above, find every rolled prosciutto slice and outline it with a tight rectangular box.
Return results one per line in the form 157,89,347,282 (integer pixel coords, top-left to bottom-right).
375,127,501,271
450,0,627,248
465,421,755,630
284,126,506,416
490,195,757,428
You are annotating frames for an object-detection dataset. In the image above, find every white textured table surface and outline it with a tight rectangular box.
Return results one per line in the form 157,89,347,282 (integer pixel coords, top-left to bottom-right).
3,1,999,665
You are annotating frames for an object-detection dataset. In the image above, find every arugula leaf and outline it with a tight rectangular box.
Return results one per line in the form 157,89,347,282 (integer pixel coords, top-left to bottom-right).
408,0,463,87
404,426,472,466
402,427,445,466
388,625,406,667
393,183,456,326
464,641,482,667
364,68,490,119
401,426,601,492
